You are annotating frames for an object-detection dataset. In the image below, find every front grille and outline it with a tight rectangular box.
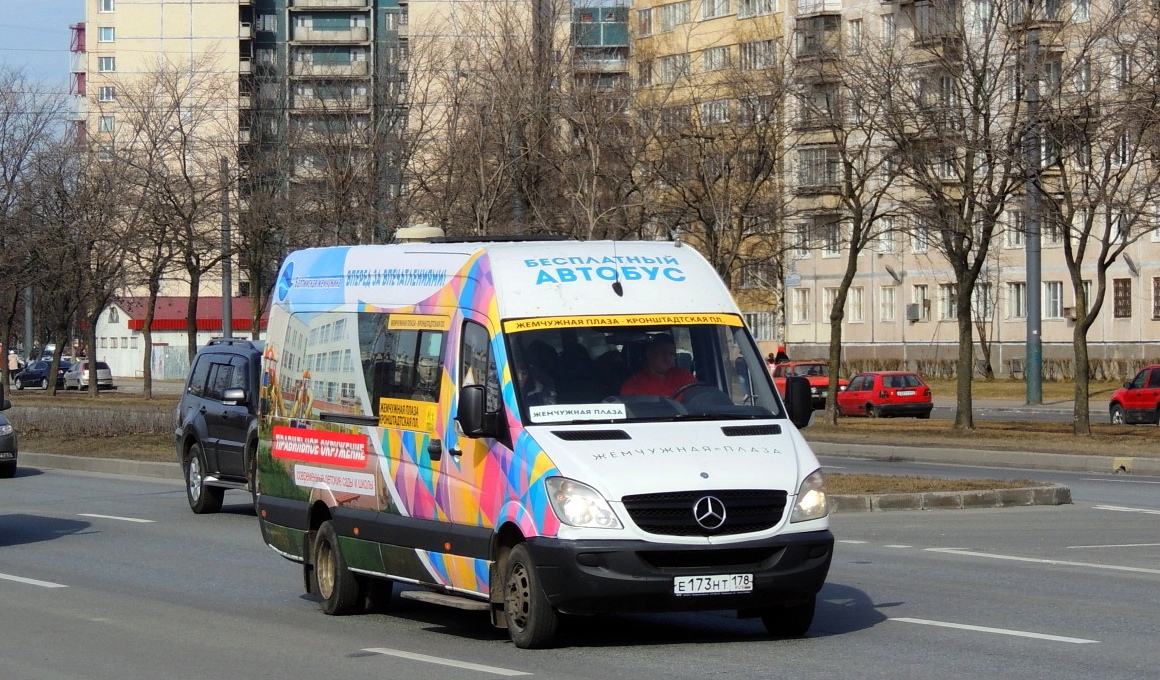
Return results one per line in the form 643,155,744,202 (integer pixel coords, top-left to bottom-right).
622,489,788,537
720,424,781,437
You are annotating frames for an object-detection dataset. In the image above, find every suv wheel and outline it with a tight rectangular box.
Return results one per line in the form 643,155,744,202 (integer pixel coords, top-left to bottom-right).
1110,404,1126,425
184,442,225,514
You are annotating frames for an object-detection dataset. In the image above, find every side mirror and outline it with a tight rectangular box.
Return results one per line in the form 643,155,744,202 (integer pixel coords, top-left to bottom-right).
784,375,812,429
1124,382,1133,389
222,387,247,405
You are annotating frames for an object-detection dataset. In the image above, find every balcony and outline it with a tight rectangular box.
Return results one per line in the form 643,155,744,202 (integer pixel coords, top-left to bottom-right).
239,93,254,109
572,55,629,74
796,0,840,14
291,0,370,7
292,26,370,42
291,61,370,77
240,58,252,74
291,94,370,111
240,22,253,39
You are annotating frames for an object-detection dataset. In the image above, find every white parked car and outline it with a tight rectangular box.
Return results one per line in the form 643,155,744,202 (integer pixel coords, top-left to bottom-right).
63,360,115,390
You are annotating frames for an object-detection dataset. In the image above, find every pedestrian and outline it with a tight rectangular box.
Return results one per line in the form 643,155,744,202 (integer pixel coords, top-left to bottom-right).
774,346,790,364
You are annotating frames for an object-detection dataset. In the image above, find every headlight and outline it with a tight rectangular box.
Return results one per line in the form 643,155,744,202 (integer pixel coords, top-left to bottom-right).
791,469,829,523
545,477,623,529
0,424,12,436
810,386,819,394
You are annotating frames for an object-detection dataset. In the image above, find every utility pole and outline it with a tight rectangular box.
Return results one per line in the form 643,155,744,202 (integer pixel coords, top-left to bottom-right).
220,156,233,339
1024,29,1043,404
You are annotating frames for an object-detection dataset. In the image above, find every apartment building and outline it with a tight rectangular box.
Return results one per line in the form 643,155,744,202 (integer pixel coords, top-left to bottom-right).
780,0,1160,374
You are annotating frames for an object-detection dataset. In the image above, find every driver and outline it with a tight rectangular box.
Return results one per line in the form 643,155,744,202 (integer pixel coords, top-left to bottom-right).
620,334,697,397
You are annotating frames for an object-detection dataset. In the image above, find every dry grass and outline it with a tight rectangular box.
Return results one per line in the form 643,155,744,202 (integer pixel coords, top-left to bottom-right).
826,473,1044,495
922,378,1122,402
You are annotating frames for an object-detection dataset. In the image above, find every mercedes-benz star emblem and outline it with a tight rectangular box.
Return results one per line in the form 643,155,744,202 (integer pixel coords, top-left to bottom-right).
692,495,727,531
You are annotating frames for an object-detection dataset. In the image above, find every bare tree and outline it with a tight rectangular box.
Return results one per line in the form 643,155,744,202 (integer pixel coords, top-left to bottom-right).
1037,0,1160,432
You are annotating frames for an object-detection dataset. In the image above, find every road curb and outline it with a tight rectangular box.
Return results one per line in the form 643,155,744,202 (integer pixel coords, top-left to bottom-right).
809,440,1160,476
20,452,182,481
830,485,1072,513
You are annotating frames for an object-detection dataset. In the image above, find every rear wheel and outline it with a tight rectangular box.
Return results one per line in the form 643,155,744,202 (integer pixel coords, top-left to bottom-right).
760,596,816,638
0,461,15,479
866,404,880,418
183,443,224,514
313,520,360,615
1110,404,1126,425
40,378,48,389
503,543,558,649
14,378,22,390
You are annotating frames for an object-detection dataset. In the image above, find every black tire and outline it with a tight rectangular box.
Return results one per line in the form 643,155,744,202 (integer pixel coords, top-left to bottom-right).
0,461,15,479
917,412,931,420
360,576,394,613
313,520,361,615
760,596,816,638
503,543,559,649
183,442,224,514
40,378,48,389
246,444,259,514
1110,404,1126,425
866,404,880,418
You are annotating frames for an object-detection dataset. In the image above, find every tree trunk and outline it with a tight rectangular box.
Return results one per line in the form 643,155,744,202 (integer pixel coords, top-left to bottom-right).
954,300,975,430
142,282,160,400
186,270,201,362
1072,318,1092,435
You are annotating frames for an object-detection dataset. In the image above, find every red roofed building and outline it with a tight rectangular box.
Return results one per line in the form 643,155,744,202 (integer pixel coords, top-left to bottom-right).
94,297,268,379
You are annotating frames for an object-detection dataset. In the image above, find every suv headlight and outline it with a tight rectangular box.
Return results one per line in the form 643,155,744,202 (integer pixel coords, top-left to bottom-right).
545,477,622,529
791,469,829,523
0,424,13,436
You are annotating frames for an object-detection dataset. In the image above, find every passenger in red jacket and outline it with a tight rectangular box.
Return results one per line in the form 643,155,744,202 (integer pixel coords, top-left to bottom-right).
620,334,697,397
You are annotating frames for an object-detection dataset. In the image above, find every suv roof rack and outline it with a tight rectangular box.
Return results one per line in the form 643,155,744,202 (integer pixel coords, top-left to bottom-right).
206,337,264,350
428,234,572,244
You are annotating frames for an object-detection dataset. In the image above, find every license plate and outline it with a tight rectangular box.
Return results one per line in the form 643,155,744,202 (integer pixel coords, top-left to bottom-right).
673,574,753,596
897,390,915,396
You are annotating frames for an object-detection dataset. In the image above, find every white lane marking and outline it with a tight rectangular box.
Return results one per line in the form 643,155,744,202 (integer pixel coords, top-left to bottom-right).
0,572,69,588
885,544,912,549
838,539,868,544
78,513,155,523
1093,505,1160,515
363,648,531,676
1081,478,1160,485
890,617,1098,644
1067,542,1160,549
926,548,1160,575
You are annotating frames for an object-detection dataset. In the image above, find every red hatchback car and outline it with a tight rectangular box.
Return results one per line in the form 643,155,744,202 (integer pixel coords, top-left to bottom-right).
1108,365,1160,425
836,371,933,419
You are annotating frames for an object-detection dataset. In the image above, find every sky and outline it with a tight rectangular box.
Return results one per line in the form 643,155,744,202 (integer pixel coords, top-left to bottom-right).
0,1,83,89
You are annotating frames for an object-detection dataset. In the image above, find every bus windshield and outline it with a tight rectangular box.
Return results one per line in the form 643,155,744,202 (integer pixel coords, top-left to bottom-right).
505,317,782,424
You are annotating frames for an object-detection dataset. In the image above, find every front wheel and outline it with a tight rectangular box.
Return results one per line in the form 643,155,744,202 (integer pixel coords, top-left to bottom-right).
503,543,559,649
313,520,360,615
184,443,224,514
760,596,816,638
1110,404,1126,425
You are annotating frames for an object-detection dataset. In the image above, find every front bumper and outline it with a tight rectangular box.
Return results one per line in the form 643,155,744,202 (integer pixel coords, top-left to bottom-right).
522,529,833,615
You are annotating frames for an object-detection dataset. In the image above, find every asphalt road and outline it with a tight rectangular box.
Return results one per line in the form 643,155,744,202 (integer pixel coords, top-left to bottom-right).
2,463,1158,679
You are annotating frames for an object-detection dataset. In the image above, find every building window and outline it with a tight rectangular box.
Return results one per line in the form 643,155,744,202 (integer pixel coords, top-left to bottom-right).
98,115,114,133
1006,210,1025,248
637,60,652,87
974,282,994,320
1113,278,1132,318
912,284,930,321
1074,56,1091,93
656,54,691,83
912,228,929,254
98,86,116,102
703,0,730,19
1073,0,1090,20
823,287,838,318
1008,282,1026,318
100,0,114,11
739,39,777,71
98,145,114,162
1152,277,1160,319
822,222,841,257
848,19,862,51
738,0,776,18
849,286,864,322
939,283,958,320
875,218,896,252
792,288,811,323
98,56,116,72
657,1,691,32
108,307,119,323
702,46,730,72
882,13,895,44
1043,281,1063,319
880,285,896,321
98,27,115,42
743,312,777,341
798,147,839,186
636,8,652,36
795,223,811,257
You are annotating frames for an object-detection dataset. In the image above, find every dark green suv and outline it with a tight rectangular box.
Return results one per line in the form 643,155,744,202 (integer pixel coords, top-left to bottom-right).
174,338,264,513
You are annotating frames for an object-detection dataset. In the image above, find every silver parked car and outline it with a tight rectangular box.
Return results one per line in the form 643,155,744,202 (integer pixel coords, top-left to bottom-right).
64,360,115,390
